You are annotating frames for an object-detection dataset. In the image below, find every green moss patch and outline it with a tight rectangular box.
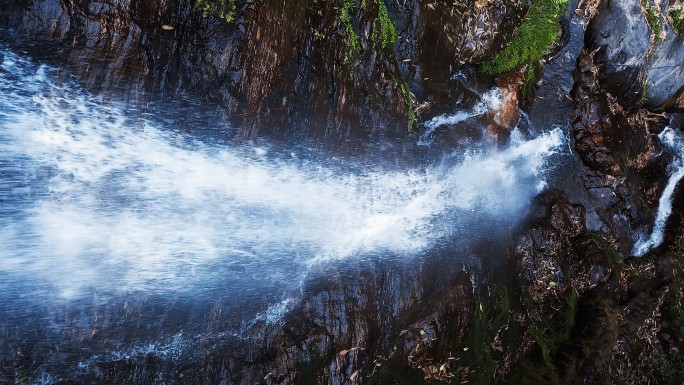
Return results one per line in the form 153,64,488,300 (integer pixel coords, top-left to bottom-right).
395,79,415,132
194,0,237,23
480,0,568,76
642,0,662,41
467,300,498,385
370,0,397,56
340,0,397,63
339,0,361,69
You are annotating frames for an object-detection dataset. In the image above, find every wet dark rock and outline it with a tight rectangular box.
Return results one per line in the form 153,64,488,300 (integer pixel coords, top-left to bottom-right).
495,190,621,384
557,296,621,385
570,232,620,291
407,0,526,104
2,1,684,384
602,254,684,385
570,50,674,254
275,262,475,385
0,0,529,142
504,185,684,384
514,190,586,304
586,0,650,108
571,51,622,175
0,258,478,385
588,0,684,110
484,71,524,145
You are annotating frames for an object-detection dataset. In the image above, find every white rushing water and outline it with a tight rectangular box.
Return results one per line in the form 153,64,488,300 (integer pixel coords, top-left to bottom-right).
633,126,684,256
418,88,503,145
0,49,564,298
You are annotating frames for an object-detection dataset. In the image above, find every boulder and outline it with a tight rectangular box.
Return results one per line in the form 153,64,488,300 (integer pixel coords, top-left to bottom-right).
588,0,684,110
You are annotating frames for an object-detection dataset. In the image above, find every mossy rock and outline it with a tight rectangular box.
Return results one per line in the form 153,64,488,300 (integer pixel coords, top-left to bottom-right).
480,0,568,76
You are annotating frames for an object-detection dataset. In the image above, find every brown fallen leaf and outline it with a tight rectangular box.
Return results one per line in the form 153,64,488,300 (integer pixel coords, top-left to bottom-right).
339,346,363,356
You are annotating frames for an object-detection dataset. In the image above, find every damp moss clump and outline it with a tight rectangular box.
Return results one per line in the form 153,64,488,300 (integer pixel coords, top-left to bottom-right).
340,0,361,66
395,79,415,132
481,0,568,75
531,289,578,366
194,0,237,22
469,300,498,385
370,0,398,55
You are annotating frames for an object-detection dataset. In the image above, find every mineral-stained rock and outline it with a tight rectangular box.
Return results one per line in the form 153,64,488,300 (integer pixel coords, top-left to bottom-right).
481,71,524,145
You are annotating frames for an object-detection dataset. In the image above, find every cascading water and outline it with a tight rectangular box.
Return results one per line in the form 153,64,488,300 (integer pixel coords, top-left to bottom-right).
0,49,564,298
0,48,565,381
633,126,684,256
418,88,503,146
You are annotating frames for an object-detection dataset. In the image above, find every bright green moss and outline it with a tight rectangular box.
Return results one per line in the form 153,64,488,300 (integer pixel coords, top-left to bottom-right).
370,0,398,56
480,0,568,75
340,0,361,67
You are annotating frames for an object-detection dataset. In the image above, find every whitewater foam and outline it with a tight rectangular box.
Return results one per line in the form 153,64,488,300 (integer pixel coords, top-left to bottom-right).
0,49,564,297
633,126,684,256
419,88,503,145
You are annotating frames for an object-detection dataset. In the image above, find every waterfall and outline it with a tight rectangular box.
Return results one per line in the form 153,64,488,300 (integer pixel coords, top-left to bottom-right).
0,49,563,299
633,126,684,256
418,88,503,145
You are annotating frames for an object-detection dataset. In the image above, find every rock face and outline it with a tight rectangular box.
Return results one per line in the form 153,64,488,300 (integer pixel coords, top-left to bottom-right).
408,0,524,101
571,52,624,176
1,258,476,384
501,193,684,385
514,190,587,304
570,49,673,254
0,0,527,140
588,0,684,110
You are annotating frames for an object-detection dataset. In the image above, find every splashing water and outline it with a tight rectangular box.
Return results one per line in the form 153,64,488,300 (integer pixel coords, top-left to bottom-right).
418,88,503,145
633,126,684,256
0,49,563,298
